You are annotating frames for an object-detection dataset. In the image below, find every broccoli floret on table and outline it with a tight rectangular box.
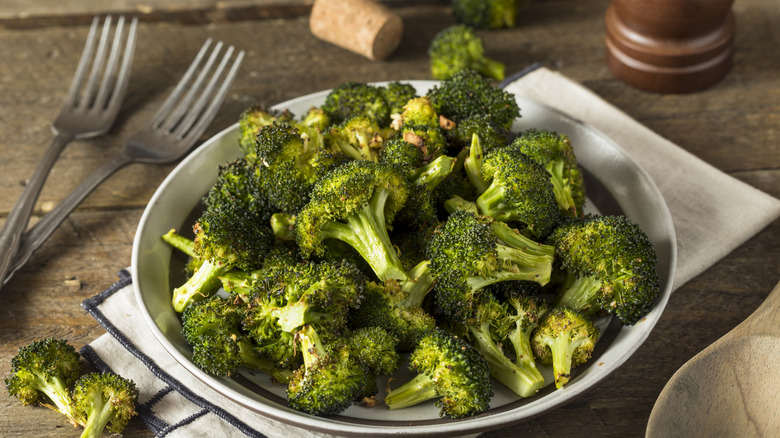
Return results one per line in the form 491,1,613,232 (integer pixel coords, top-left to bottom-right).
71,372,139,438
452,0,518,30
511,129,586,218
547,214,661,325
531,306,600,388
4,338,81,425
383,328,492,418
428,25,505,81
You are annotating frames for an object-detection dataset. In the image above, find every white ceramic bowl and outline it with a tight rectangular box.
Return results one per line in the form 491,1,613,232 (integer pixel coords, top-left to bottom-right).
132,81,676,436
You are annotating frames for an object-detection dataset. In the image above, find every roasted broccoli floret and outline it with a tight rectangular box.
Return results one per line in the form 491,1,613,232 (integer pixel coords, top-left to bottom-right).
238,104,294,159
447,113,509,156
392,96,440,129
427,210,554,322
428,69,520,129
511,129,586,217
203,158,274,222
399,124,448,162
383,81,418,116
71,372,138,438
181,296,292,382
452,0,518,30
295,160,410,282
547,214,660,325
325,115,395,162
476,146,561,240
286,325,368,416
384,328,492,418
4,338,81,425
321,81,392,127
242,259,365,356
505,292,549,390
530,306,600,388
346,326,400,398
380,137,425,171
429,25,505,81
297,106,331,131
456,293,546,397
349,272,437,351
255,122,347,214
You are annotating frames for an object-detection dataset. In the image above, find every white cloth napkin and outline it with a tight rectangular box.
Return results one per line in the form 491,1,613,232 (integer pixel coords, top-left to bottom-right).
82,67,780,437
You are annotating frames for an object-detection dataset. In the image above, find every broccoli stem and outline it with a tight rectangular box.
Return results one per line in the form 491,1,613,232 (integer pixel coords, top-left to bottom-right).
547,160,578,215
554,274,603,315
475,182,512,221
410,155,455,191
271,213,296,241
384,372,439,410
320,189,408,282
468,323,544,397
297,325,326,368
400,260,435,308
464,244,552,291
162,229,196,258
544,332,590,388
238,339,292,384
443,196,480,215
490,221,556,259
477,58,506,81
507,323,544,385
79,390,115,438
464,134,490,194
35,375,79,425
171,259,228,313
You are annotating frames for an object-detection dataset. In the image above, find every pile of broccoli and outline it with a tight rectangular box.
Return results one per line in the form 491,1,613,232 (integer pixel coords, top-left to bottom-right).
162,71,661,419
4,338,138,438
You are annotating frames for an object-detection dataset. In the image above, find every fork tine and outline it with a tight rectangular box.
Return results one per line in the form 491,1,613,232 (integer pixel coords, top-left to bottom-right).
78,15,113,110
63,16,100,107
93,16,137,112
149,39,213,128
173,45,236,138
179,49,245,143
159,41,225,133
105,17,138,111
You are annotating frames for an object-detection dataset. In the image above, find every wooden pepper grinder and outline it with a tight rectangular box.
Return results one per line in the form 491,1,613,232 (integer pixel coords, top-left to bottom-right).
605,0,735,93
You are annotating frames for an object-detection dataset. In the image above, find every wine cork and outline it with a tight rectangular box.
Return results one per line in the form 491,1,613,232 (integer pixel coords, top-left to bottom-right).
310,0,404,61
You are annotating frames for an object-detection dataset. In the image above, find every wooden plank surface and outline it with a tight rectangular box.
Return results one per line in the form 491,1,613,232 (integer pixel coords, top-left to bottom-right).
1,0,778,437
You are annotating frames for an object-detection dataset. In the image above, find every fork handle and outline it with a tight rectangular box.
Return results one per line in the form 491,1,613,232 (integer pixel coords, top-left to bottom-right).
3,153,133,284
0,133,74,290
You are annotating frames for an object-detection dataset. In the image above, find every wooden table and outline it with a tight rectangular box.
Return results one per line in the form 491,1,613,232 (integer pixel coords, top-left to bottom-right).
1,1,778,436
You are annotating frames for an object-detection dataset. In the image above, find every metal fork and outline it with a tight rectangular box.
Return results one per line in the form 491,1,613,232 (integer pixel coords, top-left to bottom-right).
0,16,137,290
3,39,245,284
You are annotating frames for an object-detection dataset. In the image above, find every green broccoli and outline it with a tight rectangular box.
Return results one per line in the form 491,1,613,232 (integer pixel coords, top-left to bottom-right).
505,292,549,391
297,106,331,131
238,104,294,159
294,160,410,282
427,210,554,322
427,69,520,129
399,123,448,162
324,115,396,162
4,338,81,425
547,214,661,325
392,95,440,129
447,113,509,156
511,129,586,217
476,146,561,240
429,25,505,81
181,296,292,382
202,158,274,223
452,0,518,30
255,122,348,214
455,293,546,397
530,306,600,388
321,81,392,126
286,324,368,416
71,372,138,438
384,328,492,418
382,81,419,116
380,137,425,171
345,326,400,399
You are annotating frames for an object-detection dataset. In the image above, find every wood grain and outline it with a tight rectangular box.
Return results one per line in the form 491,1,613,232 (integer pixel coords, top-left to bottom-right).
0,1,778,436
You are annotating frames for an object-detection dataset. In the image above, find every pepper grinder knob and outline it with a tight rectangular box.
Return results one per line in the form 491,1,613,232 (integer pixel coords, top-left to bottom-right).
605,0,735,93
